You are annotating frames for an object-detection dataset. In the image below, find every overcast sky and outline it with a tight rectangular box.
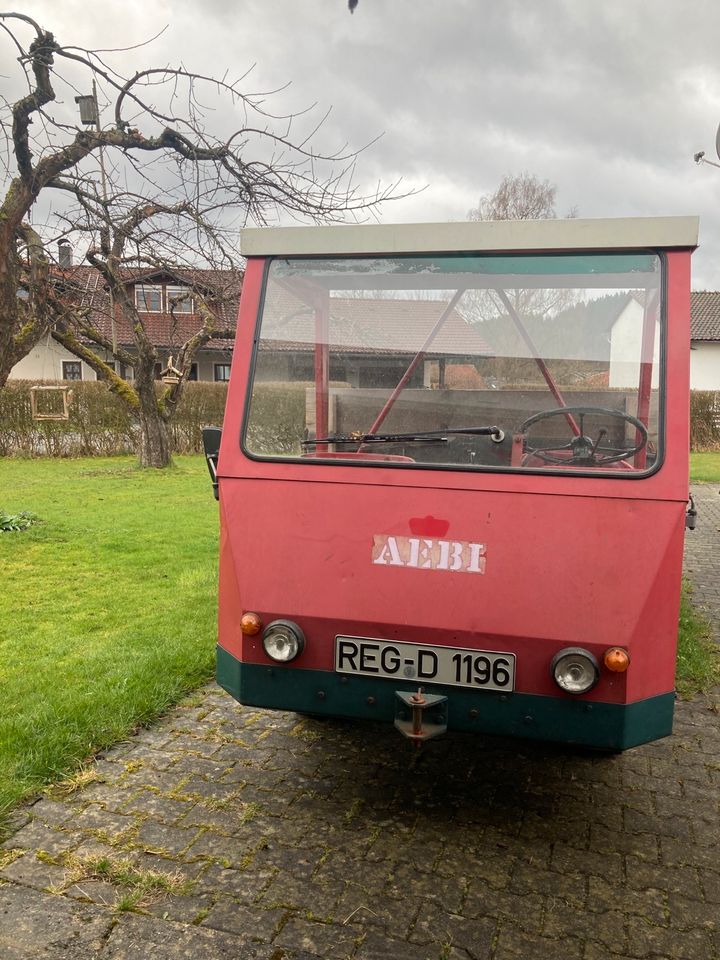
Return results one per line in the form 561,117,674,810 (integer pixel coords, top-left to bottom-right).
10,0,720,287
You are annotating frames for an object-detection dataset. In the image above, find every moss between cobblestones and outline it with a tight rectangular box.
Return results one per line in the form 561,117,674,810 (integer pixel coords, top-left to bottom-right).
0,849,22,871
39,848,194,912
45,768,104,800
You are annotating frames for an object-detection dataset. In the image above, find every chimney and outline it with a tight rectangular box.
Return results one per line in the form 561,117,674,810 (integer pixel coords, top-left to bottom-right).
58,240,73,268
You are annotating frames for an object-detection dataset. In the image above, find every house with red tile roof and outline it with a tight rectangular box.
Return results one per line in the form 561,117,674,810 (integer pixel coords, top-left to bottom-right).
255,290,494,389
10,271,494,390
610,290,720,391
690,291,720,389
9,263,241,383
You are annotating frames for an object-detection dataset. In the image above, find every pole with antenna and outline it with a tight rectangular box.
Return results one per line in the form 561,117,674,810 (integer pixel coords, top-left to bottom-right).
76,83,117,356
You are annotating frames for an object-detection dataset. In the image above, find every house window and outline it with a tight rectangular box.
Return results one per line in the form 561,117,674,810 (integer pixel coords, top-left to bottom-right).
135,284,163,312
166,285,195,314
214,363,231,382
188,363,199,381
62,361,82,381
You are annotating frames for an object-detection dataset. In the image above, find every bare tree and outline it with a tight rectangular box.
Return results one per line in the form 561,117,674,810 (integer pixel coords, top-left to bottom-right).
0,12,408,466
468,172,569,222
464,172,578,348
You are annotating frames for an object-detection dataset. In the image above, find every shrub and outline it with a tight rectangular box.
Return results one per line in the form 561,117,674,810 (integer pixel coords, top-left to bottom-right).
0,380,228,457
0,510,37,532
690,391,720,451
245,382,308,455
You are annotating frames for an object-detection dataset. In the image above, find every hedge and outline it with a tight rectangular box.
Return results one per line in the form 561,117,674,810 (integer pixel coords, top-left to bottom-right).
690,391,720,451
2,380,720,456
0,380,227,457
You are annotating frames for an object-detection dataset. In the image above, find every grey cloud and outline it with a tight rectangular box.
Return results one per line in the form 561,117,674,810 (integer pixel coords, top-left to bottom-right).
12,0,720,284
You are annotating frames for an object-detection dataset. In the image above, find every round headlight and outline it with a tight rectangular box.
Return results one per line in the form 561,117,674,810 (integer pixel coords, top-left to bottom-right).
551,647,599,694
262,620,305,663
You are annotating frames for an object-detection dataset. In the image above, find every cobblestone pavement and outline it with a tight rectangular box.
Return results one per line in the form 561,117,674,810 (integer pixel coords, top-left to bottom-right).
685,483,720,640
1,500,719,960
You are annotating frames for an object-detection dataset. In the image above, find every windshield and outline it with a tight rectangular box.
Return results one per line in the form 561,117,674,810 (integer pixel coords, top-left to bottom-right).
244,252,662,474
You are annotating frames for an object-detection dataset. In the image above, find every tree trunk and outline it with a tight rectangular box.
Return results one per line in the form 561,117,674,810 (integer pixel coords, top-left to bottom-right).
137,405,172,468
135,377,173,468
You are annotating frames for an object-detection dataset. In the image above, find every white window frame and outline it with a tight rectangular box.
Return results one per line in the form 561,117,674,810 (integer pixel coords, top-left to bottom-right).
135,284,163,312
166,284,195,314
62,360,83,381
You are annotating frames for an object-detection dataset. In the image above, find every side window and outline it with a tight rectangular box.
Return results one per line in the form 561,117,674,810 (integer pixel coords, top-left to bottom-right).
62,360,82,381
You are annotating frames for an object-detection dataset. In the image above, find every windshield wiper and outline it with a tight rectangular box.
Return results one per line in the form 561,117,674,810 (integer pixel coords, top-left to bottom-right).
302,426,505,446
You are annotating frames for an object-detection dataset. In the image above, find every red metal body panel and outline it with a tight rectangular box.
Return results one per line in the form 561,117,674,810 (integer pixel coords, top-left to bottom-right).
217,251,692,715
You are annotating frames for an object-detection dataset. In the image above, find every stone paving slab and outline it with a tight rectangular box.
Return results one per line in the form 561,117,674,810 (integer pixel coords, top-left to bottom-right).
0,496,718,959
1,683,719,960
685,483,720,639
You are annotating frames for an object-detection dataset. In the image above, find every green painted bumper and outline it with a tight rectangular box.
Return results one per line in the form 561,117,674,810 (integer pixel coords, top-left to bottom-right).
217,645,674,751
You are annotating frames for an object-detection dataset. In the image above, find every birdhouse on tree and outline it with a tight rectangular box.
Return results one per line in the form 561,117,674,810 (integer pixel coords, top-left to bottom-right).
160,356,182,385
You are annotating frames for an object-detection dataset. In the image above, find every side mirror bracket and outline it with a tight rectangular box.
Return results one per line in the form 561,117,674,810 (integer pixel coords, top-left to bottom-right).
202,426,222,501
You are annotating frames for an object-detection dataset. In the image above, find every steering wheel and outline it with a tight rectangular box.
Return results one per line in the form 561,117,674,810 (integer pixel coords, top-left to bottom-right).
519,406,648,466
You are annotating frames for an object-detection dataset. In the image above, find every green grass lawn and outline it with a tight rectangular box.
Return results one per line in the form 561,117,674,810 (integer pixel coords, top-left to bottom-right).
0,456,218,829
677,584,720,698
690,451,720,482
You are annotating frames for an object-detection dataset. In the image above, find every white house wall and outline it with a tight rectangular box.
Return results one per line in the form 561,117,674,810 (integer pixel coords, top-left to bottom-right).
608,300,660,389
9,337,96,381
9,341,232,383
690,342,720,389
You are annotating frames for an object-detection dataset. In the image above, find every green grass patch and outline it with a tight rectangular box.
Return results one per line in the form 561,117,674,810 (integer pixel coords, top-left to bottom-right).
676,582,720,698
690,451,720,483
0,456,218,831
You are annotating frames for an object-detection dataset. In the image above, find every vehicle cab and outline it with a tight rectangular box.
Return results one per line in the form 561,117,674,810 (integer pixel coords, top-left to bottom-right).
210,216,698,750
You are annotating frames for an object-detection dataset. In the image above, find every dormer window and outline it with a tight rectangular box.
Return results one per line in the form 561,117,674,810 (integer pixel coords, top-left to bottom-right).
166,285,195,314
135,284,162,312
134,282,196,313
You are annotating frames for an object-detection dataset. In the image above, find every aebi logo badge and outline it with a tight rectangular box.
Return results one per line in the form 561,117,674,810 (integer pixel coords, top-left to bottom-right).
371,535,486,574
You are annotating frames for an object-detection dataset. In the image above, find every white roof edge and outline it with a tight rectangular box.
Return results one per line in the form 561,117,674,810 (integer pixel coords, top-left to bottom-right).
241,217,699,257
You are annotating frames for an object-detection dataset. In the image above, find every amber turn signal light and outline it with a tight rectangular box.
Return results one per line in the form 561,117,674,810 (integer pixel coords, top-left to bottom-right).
603,647,630,673
241,612,263,636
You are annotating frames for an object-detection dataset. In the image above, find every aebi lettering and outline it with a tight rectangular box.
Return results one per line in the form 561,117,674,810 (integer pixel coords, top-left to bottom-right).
371,534,486,574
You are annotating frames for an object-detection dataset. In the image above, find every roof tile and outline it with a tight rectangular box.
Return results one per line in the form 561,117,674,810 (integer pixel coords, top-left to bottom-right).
691,291,720,341
54,265,241,352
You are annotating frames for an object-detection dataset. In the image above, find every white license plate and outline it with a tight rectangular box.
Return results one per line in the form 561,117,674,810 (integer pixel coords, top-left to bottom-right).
335,637,515,692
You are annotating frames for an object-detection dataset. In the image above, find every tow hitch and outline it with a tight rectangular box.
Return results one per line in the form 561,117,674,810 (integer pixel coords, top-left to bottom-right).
394,688,448,745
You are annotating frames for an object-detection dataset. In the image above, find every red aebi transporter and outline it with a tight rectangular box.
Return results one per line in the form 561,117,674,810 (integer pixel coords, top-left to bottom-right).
206,216,699,751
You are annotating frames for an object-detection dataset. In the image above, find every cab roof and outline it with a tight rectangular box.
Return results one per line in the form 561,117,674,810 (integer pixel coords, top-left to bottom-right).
240,216,699,258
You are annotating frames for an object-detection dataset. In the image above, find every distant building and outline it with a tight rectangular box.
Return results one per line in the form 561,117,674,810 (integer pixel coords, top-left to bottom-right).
9,263,240,383
255,292,494,389
609,290,720,391
690,292,720,390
